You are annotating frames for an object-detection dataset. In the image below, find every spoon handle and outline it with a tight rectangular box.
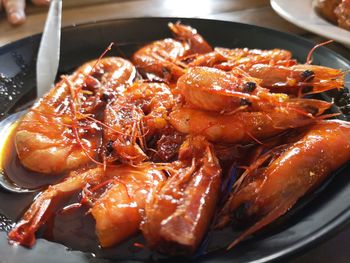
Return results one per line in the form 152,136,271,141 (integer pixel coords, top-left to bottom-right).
36,0,62,99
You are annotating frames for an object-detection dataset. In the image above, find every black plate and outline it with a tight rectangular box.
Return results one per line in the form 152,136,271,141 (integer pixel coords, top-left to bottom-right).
0,17,350,263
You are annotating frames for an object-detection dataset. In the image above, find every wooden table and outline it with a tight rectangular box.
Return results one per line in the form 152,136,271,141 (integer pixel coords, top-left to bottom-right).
0,0,349,262
0,0,349,58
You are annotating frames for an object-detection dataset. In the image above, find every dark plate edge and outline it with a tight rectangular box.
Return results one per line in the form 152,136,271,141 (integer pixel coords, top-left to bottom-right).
0,17,350,263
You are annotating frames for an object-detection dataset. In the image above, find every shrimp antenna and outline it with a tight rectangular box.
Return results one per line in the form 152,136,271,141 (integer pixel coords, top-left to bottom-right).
80,42,115,88
306,40,334,64
113,42,127,58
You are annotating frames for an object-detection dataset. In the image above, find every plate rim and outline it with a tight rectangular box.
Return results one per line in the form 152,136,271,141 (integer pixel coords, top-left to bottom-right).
271,0,350,46
2,16,350,66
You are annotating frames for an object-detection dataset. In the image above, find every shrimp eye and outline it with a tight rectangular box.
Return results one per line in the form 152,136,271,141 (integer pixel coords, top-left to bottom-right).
302,86,313,94
105,140,114,154
233,202,251,220
101,92,110,102
244,82,257,92
301,70,315,81
240,98,252,106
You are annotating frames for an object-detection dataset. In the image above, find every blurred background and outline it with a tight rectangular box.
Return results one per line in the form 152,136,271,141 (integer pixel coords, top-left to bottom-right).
0,1,335,42
0,0,349,56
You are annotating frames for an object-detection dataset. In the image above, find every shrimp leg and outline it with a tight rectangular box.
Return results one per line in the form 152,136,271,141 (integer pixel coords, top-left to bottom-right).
103,82,174,165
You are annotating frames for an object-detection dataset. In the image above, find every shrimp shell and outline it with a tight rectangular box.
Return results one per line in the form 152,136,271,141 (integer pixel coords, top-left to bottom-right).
169,98,331,144
15,57,136,174
217,120,350,249
91,164,166,247
142,136,221,254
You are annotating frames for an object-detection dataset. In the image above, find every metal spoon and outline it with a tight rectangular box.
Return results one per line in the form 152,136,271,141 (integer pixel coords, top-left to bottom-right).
0,0,62,193
36,0,62,98
0,175,38,193
0,112,40,193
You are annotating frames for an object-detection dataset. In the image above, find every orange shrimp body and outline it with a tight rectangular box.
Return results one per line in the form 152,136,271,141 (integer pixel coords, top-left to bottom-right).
178,66,260,112
132,22,212,83
15,57,136,174
217,120,350,249
132,38,186,83
177,66,321,114
103,82,175,164
91,164,166,247
190,47,294,69
142,136,221,254
247,64,345,95
8,167,110,247
169,98,331,144
8,163,166,248
168,22,212,55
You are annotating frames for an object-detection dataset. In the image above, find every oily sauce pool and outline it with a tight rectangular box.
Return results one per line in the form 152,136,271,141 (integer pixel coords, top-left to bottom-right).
0,113,172,260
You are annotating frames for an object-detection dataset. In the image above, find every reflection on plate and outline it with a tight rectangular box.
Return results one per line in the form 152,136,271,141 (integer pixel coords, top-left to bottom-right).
271,0,350,47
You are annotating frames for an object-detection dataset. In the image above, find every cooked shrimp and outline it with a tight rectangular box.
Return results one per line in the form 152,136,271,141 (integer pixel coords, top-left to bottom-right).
142,136,221,254
177,66,332,116
247,64,345,95
15,57,136,174
7,24,350,256
90,164,166,247
189,47,294,68
168,22,212,55
132,38,186,83
169,97,331,144
216,47,295,69
178,66,298,114
8,163,166,248
189,48,344,96
178,66,264,112
103,82,175,165
216,120,350,249
132,22,212,82
8,167,109,247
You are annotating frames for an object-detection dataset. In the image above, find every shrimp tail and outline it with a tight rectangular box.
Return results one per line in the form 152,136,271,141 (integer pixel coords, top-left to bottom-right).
8,168,107,247
8,195,53,247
